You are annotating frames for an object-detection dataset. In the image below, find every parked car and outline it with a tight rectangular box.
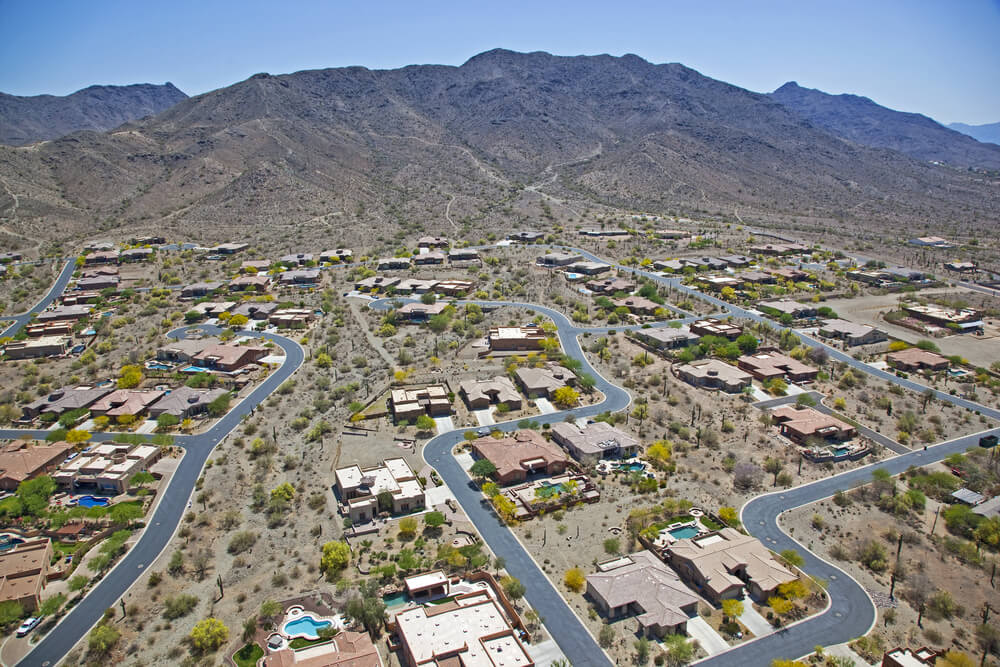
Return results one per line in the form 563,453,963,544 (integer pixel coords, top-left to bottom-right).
476,428,491,436
16,616,41,637
980,434,998,448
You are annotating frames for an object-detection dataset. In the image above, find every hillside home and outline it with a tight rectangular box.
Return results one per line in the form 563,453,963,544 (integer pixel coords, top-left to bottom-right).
676,359,752,393
469,430,568,484
147,387,228,419
390,385,451,421
818,319,887,346
689,318,743,340
513,364,576,398
0,539,52,612
487,326,546,352
770,405,856,444
459,377,523,410
551,421,640,465
0,440,75,491
634,327,700,350
334,458,423,524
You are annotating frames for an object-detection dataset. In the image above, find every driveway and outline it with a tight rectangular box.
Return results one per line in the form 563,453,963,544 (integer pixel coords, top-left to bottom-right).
534,398,556,414
738,605,773,638
432,416,456,433
685,616,729,655
473,408,495,426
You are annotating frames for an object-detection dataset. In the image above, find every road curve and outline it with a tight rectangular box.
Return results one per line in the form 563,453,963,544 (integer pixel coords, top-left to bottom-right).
15,326,305,667
0,259,77,338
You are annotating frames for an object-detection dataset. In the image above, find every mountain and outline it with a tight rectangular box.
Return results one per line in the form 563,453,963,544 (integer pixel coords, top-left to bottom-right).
0,50,997,248
948,121,1000,147
770,81,1000,170
0,83,188,146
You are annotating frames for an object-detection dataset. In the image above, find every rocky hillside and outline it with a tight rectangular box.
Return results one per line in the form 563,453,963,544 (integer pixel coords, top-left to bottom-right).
769,81,1000,169
0,82,187,146
0,51,997,247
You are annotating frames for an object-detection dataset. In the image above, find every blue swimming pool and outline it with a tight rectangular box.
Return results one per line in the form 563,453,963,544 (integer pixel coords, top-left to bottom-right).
614,462,645,472
179,365,203,373
77,496,110,508
0,536,25,552
146,362,172,370
383,592,409,608
833,447,850,457
283,615,332,639
668,525,700,540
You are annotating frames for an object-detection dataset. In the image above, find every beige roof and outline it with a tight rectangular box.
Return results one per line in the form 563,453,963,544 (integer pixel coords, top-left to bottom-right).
738,352,816,379
471,430,568,481
550,421,640,458
395,592,531,667
513,365,575,394
90,389,166,416
887,347,948,367
193,343,266,368
770,405,854,438
677,359,752,385
586,550,700,630
667,528,796,597
264,629,381,667
459,377,521,406
820,318,877,338
0,539,50,605
0,441,73,485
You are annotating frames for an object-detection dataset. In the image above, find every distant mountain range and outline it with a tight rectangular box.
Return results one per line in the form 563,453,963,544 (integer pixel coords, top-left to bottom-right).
947,121,1000,147
0,50,996,245
769,81,1000,170
0,83,188,146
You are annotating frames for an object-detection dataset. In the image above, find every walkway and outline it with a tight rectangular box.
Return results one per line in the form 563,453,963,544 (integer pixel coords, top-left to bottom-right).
686,616,730,655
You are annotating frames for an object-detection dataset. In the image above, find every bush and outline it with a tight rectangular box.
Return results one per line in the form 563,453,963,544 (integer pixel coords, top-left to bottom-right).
564,567,585,592
189,617,229,652
228,531,258,555
163,594,199,619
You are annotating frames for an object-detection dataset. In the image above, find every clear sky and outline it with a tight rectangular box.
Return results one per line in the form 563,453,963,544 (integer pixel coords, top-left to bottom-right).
1,0,998,124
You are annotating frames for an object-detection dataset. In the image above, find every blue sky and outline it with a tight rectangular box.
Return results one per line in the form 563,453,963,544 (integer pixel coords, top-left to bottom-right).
1,0,998,124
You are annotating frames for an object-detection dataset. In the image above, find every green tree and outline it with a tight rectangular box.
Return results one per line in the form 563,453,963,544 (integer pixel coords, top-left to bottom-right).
721,598,744,618
130,471,155,488
423,511,446,529
564,567,585,592
162,594,199,620
117,364,143,389
779,549,804,568
320,541,351,577
189,617,229,652
663,634,694,667
500,575,526,602
206,392,231,417
39,593,66,617
415,414,436,433
0,600,23,626
470,458,498,481
110,502,143,526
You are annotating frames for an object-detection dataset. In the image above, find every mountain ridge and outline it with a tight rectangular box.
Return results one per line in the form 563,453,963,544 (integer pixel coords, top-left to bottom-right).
0,82,188,146
0,50,996,248
768,81,1000,169
948,121,1000,147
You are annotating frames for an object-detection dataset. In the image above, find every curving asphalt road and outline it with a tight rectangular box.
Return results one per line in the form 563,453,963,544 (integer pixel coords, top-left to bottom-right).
0,260,77,338
12,325,304,667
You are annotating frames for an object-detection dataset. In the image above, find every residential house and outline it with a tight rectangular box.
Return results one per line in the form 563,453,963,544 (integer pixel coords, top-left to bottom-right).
264,629,380,667
21,386,113,420
818,319,887,346
565,261,610,275
186,301,236,318
211,243,249,254
4,336,69,360
689,318,743,340
230,302,278,320
74,275,119,291
181,282,224,298
390,385,451,421
376,257,412,271
228,275,270,293
847,270,894,286
436,279,474,296
537,252,583,267
89,390,166,420
513,364,576,398
268,309,315,329
459,377,523,410
507,231,544,243
355,276,400,293
612,296,661,315
908,236,954,248
83,242,114,252
157,338,217,364
738,350,818,382
0,539,52,612
278,269,320,286
653,259,687,273
487,326,546,352
701,275,744,292
551,421,640,465
903,305,983,331
634,327,700,350
770,405,856,444
83,250,119,265
579,228,629,237
654,230,688,239
392,590,532,667
412,251,445,265
24,322,73,338
449,248,480,262
586,550,700,637
739,270,775,285
279,253,313,266
0,440,75,491
719,255,753,267
881,647,944,667
35,304,91,323
886,348,950,372
470,430,568,484
192,344,267,372
417,236,449,248
944,261,976,273
51,443,161,494
676,359,752,393
586,277,636,294
769,268,808,282
239,260,271,272
319,248,353,263
147,387,228,419
0,252,23,262
393,279,438,295
119,247,152,263
664,527,797,602
334,458,424,524
757,300,817,319
130,235,164,245
395,302,448,322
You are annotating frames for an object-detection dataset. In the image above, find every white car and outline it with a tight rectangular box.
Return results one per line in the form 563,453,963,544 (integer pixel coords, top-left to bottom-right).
16,616,40,637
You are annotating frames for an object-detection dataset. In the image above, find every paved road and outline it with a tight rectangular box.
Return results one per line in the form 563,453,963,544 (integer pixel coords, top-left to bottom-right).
12,325,304,667
0,259,76,338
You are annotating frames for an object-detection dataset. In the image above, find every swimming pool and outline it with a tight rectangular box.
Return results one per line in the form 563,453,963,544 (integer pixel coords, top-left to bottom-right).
283,615,332,639
77,496,110,508
614,462,645,472
668,525,700,540
535,482,567,498
832,447,850,457
0,536,25,552
145,362,172,371
383,592,409,608
179,365,204,373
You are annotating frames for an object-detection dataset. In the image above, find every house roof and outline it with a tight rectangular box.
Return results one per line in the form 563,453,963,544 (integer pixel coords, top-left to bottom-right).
90,390,166,416
193,344,266,368
738,351,816,378
770,405,853,437
459,377,521,406
147,387,227,416
470,430,568,480
667,528,796,596
820,319,878,338
0,441,74,485
887,348,948,367
637,327,699,345
586,550,700,630
551,421,639,457
513,365,576,393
